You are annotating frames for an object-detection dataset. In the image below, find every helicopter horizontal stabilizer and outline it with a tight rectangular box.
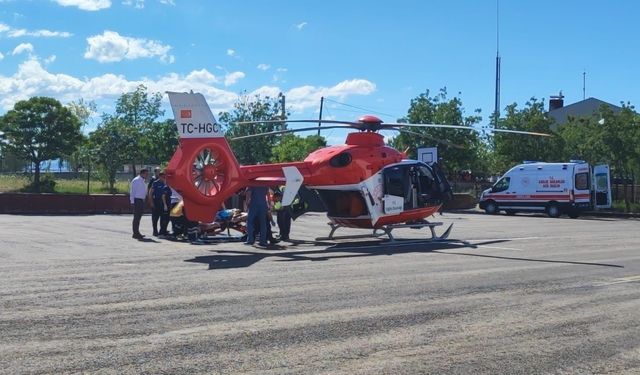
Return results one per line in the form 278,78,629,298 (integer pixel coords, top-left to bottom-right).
167,91,224,139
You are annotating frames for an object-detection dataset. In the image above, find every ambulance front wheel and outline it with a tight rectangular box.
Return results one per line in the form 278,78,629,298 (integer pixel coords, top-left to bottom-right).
484,201,498,215
546,203,561,218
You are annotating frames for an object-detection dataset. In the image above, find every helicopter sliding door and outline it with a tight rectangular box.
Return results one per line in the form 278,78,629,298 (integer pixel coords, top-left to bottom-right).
383,162,450,211
383,165,414,210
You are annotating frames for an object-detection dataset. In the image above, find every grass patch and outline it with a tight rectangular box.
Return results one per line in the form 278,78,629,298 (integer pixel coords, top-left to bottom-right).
0,175,30,192
611,200,640,213
0,174,129,194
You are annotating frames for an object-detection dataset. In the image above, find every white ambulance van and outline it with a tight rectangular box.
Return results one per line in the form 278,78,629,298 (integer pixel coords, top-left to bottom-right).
479,161,610,218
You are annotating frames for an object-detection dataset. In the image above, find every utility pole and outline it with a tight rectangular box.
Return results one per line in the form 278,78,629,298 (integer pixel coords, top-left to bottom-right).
494,0,501,127
278,92,286,131
317,96,324,136
582,70,586,100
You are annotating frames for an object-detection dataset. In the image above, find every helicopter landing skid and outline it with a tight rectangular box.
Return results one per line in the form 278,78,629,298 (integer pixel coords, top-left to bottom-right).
316,221,453,242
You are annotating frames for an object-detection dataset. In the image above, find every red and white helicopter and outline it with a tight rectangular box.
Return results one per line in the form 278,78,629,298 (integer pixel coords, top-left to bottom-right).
165,92,549,241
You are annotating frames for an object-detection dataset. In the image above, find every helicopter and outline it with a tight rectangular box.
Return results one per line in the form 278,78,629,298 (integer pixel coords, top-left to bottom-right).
164,91,550,241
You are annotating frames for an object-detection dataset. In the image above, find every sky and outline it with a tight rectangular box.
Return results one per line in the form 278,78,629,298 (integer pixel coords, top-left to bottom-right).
0,0,639,144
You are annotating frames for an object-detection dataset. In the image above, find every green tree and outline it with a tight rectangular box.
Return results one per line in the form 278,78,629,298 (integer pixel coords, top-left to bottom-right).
0,97,82,191
219,94,286,164
89,118,136,192
390,88,485,179
559,104,639,211
271,134,326,162
491,98,563,173
144,119,179,165
107,85,164,175
65,99,97,172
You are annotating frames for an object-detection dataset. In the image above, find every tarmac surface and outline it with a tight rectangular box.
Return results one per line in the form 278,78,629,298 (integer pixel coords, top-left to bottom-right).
1,212,639,374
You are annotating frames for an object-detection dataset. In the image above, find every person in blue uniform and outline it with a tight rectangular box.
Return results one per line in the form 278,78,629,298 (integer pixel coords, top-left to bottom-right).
245,186,269,247
150,172,171,236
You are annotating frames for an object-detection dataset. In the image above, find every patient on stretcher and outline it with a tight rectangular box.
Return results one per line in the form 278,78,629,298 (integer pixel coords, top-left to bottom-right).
199,208,248,236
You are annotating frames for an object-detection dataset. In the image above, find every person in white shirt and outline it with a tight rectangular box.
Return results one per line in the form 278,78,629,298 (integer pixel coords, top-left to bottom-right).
130,169,149,239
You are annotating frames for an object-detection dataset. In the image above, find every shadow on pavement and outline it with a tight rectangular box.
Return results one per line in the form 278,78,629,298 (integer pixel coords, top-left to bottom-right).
184,237,624,270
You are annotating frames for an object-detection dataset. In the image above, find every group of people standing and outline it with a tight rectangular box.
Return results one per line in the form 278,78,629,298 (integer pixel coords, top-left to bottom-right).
130,167,294,245
244,186,292,247
130,167,181,240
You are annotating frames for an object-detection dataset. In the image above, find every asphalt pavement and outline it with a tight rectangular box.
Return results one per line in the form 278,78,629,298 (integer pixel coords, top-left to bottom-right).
1,212,639,374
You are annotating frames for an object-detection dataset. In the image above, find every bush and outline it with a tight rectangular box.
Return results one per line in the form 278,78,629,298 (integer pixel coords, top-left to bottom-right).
21,173,56,193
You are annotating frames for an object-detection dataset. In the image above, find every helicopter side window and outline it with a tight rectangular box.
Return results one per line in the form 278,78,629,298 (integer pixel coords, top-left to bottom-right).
492,177,510,193
384,167,405,197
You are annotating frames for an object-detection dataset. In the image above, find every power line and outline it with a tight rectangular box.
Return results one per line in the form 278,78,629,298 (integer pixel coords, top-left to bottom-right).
323,98,399,119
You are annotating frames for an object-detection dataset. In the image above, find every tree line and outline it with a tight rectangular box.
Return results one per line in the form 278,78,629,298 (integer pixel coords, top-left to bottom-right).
1,85,638,203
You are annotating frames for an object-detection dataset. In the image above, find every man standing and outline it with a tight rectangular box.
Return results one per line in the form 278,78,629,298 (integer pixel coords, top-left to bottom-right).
150,172,171,236
147,167,161,236
130,169,149,240
272,190,292,241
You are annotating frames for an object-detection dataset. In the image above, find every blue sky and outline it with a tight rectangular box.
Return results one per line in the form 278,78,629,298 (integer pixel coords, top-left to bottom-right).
1,0,639,144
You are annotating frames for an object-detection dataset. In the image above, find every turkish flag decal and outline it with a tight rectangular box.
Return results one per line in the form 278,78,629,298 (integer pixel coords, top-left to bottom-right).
181,109,192,118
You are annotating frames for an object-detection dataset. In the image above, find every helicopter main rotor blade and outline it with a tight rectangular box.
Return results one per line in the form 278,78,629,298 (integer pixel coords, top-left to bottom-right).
388,127,467,149
381,122,551,137
230,125,354,140
234,119,362,126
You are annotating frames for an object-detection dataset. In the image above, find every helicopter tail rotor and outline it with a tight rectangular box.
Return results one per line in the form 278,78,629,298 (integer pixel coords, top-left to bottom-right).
164,92,244,222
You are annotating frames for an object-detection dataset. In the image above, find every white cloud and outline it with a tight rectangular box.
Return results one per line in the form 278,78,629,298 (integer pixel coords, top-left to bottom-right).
0,59,376,118
44,55,57,64
272,67,288,83
122,0,144,8
0,58,236,112
0,52,4,61
257,63,270,71
0,23,72,38
224,71,245,87
185,69,218,84
159,0,174,4
12,42,34,56
84,30,174,63
284,79,376,112
295,22,307,30
54,0,112,11
226,49,235,57
249,86,281,99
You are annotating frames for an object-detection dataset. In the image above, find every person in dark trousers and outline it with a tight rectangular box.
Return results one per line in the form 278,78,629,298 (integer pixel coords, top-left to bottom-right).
130,169,149,240
147,167,161,235
272,191,292,241
150,172,171,236
245,186,269,247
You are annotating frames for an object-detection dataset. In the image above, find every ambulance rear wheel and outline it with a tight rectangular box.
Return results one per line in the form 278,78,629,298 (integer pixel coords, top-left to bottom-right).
484,201,498,215
546,203,561,218
568,210,580,219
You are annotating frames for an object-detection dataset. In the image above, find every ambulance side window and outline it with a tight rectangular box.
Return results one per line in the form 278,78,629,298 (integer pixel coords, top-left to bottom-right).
492,177,510,193
575,173,589,190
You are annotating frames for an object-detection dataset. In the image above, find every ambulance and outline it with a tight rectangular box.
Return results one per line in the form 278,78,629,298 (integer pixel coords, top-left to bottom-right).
479,161,611,218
